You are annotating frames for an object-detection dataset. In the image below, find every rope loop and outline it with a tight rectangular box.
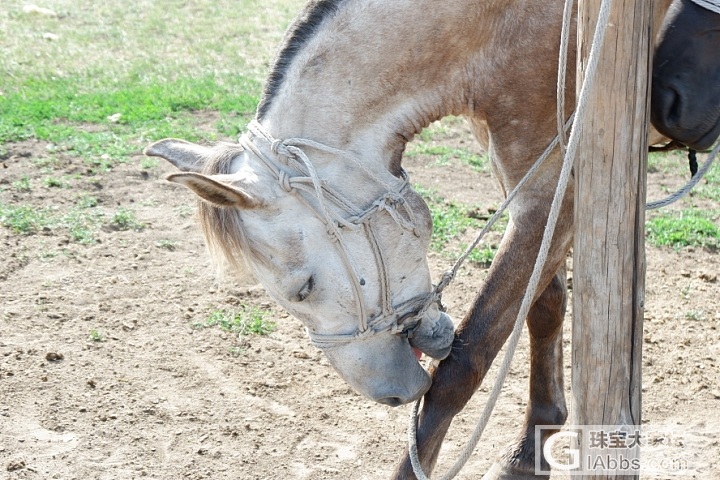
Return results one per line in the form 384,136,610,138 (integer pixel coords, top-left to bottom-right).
376,194,412,229
270,139,289,157
277,170,293,192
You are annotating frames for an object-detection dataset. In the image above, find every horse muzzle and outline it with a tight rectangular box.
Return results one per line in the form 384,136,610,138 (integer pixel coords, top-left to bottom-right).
322,333,432,406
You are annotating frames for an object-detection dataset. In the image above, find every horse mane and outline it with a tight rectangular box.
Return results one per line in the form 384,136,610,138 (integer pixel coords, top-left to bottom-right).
197,143,255,273
257,0,348,119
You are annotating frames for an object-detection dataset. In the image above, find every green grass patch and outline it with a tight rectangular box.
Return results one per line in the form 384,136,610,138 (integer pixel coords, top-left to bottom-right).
175,204,194,219
409,117,489,171
648,148,720,202
417,116,466,142
415,185,506,265
0,74,261,171
65,208,105,244
12,176,32,192
684,310,706,321
42,176,68,188
110,208,144,231
406,144,488,171
89,329,104,342
0,0,301,171
155,239,178,251
76,194,99,209
0,204,52,234
465,244,499,268
695,160,720,201
193,306,276,336
0,200,138,244
647,150,687,175
140,157,159,170
0,75,258,139
646,209,720,249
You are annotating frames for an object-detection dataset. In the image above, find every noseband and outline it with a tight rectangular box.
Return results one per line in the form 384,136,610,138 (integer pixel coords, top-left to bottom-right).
239,121,439,349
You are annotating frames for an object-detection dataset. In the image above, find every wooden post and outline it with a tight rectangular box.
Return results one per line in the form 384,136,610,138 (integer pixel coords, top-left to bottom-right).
572,1,654,478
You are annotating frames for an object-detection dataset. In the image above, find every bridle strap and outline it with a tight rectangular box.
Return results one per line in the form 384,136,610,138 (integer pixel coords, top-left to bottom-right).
239,120,433,348
364,219,393,318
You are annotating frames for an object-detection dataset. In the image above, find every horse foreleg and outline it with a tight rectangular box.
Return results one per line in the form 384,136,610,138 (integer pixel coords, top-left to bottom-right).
486,265,568,479
391,208,573,480
390,303,514,479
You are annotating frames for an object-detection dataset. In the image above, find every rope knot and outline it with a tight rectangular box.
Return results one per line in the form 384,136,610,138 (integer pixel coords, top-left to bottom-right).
355,328,373,340
436,271,455,292
384,192,405,206
375,193,404,213
277,170,293,193
370,191,417,234
271,139,290,158
326,224,341,242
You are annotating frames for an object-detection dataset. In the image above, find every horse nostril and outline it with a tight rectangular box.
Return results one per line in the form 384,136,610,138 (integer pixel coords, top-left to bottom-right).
666,87,683,125
377,397,405,407
652,80,684,130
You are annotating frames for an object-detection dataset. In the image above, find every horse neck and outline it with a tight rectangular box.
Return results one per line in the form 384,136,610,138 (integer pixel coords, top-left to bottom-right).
258,0,495,174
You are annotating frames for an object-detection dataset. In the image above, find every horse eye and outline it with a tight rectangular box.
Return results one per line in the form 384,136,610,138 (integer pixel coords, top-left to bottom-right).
296,275,315,302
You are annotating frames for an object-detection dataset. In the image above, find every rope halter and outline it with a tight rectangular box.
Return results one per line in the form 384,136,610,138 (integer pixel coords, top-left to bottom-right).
690,0,720,15
239,120,442,349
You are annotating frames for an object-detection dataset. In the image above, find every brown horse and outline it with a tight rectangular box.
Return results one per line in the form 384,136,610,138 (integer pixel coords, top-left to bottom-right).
143,0,717,478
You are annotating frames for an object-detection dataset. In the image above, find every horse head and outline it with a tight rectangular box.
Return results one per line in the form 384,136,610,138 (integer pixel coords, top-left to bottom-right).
652,0,720,150
145,125,455,406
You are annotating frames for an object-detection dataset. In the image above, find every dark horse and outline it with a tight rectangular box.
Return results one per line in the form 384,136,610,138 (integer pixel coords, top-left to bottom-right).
653,0,720,150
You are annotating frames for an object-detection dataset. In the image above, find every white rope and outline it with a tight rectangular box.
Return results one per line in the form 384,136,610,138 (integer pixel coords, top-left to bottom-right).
428,114,574,300
556,0,574,155
646,143,718,210
408,0,615,478
690,0,720,14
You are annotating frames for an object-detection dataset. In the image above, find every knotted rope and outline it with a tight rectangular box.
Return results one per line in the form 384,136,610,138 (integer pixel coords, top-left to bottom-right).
241,121,436,349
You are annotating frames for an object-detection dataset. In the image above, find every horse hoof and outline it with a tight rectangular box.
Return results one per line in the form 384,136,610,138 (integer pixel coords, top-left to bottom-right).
481,462,549,480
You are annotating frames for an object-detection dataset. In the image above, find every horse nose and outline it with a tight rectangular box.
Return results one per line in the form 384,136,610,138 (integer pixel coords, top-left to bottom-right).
377,396,407,407
375,379,429,407
651,81,683,129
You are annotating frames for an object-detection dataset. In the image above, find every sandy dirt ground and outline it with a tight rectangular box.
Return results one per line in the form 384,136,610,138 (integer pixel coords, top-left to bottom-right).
1,122,719,479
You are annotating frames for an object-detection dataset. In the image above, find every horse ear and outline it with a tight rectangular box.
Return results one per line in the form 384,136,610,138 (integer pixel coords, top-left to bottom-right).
144,139,209,173
166,172,261,209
